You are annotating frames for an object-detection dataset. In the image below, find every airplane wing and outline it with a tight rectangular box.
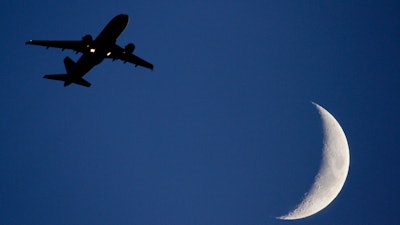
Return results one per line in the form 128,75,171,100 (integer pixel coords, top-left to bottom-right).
107,45,154,70
25,40,87,53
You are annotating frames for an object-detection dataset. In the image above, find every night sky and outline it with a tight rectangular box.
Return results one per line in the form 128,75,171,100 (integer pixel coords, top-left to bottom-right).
1,1,400,225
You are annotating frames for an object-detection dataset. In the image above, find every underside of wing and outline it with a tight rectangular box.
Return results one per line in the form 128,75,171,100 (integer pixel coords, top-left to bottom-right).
122,53,154,70
107,45,154,70
25,40,86,53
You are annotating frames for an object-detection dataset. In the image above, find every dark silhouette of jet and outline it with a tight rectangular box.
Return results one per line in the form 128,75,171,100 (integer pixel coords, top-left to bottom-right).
26,14,153,87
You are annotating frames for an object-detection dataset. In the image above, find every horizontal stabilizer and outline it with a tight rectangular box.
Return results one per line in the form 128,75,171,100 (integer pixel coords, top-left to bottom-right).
43,74,69,81
74,78,91,87
43,74,91,87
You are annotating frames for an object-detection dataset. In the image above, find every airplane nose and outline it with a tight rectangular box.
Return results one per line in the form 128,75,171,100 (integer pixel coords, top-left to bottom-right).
118,14,129,20
112,14,129,26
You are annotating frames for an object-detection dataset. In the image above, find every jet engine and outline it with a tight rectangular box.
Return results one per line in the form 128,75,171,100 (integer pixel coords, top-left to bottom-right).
82,34,93,45
124,43,135,54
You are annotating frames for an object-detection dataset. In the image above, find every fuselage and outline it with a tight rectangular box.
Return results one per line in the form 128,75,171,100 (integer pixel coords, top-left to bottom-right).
69,14,129,79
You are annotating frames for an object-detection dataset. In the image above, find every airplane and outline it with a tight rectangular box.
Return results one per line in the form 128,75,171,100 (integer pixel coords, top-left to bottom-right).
26,14,153,87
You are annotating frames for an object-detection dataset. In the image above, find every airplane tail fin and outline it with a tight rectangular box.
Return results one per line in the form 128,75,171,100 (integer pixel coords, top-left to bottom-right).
43,74,91,87
63,57,76,74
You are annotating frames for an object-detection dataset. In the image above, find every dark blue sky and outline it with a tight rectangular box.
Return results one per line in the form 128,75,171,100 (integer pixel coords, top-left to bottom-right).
1,1,400,224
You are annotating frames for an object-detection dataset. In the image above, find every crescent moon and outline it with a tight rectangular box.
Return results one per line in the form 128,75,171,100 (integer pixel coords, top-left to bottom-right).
277,102,350,220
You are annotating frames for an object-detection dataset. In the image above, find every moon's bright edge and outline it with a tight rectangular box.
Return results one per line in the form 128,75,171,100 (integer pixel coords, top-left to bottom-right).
277,102,350,220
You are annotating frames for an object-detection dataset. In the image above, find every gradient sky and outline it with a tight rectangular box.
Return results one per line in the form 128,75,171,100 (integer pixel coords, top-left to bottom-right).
1,1,400,225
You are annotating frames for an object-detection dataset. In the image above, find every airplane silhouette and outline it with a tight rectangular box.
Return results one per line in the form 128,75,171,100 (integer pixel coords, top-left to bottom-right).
26,14,153,87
